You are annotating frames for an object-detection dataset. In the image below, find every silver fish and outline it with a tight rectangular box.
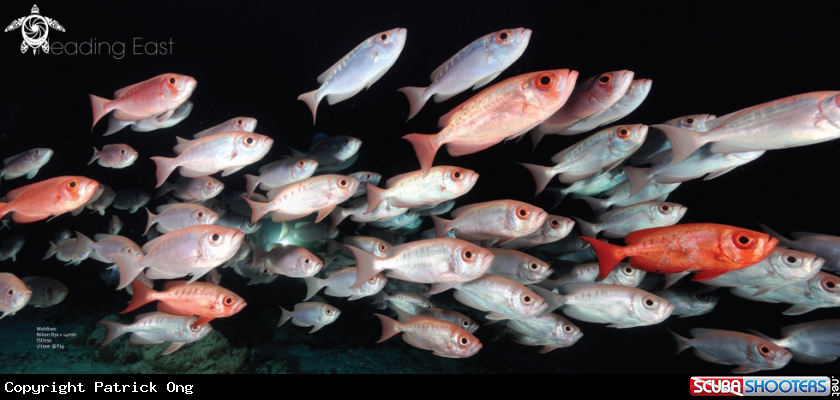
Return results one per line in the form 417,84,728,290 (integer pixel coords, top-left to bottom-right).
701,248,823,294
217,214,262,235
369,209,419,229
331,197,409,228
543,168,627,209
402,308,479,334
232,256,278,285
193,117,257,139
398,28,531,120
90,234,143,264
246,174,360,224
760,224,840,272
85,184,116,216
365,166,478,214
109,215,123,235
104,100,195,136
289,136,362,170
560,78,653,135
521,124,648,196
545,263,645,294
144,203,219,235
341,236,391,259
98,312,213,355
375,290,436,315
20,276,68,308
730,272,840,315
0,148,53,185
504,312,583,353
384,279,430,297
656,287,719,318
244,157,318,197
263,244,323,277
579,179,681,217
431,199,547,244
196,198,228,218
750,319,840,364
655,91,840,166
0,273,31,319
452,274,548,320
0,234,25,262
303,267,385,301
670,328,792,374
113,188,151,214
348,171,381,197
298,28,408,124
486,248,553,285
574,201,687,239
532,284,673,328
88,144,138,169
42,231,95,265
498,215,575,249
277,302,340,333
156,176,225,203
376,312,482,358
629,113,716,165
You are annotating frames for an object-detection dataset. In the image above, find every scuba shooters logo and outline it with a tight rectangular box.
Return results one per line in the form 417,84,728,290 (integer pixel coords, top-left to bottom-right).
690,376,836,396
4,4,64,54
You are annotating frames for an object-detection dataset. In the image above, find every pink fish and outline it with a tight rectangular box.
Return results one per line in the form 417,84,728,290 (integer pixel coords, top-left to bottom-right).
0,176,100,223
403,69,577,177
90,73,197,132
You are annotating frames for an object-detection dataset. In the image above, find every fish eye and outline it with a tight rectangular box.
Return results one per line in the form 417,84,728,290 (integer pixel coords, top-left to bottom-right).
420,286,428,293
696,292,709,301
66,180,79,190
120,148,126,154
732,232,756,249
617,127,630,138
684,117,696,126
450,169,463,181
211,233,221,241
168,77,177,85
461,248,475,262
237,119,243,126
462,321,470,327
344,139,351,145
245,137,255,145
197,212,204,219
785,254,800,264
460,337,469,346
339,179,348,187
530,263,538,270
535,74,553,90
7,289,12,296
125,248,133,254
759,345,771,355
223,296,234,306
365,174,372,179
304,258,311,265
515,206,530,220
367,277,377,283
598,74,612,85
325,309,331,315
34,150,39,155
550,218,559,227
380,33,389,41
378,243,387,252
521,294,532,305
190,326,198,332
425,304,432,308
563,325,572,332
643,297,656,308
822,279,837,291
495,30,511,43
297,160,305,168
658,204,671,213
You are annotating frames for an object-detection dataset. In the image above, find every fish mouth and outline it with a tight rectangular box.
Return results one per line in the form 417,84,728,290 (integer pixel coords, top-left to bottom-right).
518,28,532,44
233,301,248,314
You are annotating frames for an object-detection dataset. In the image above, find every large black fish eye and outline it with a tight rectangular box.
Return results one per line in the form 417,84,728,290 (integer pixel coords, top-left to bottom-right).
786,255,798,263
7,289,13,296
169,77,176,85
380,33,388,41
685,117,695,125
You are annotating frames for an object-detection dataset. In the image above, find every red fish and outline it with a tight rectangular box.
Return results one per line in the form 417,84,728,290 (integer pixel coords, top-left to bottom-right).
581,223,778,282
0,176,100,223
90,73,197,132
121,280,247,327
403,69,577,177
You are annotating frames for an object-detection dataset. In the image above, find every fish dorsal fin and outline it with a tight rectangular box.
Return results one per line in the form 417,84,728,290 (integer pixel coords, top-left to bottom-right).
549,146,575,165
3,154,18,166
5,182,40,201
779,321,811,338
430,50,461,83
155,203,181,213
688,327,716,337
258,160,282,174
113,81,143,99
142,234,169,254
438,104,466,128
173,137,193,155
73,231,94,254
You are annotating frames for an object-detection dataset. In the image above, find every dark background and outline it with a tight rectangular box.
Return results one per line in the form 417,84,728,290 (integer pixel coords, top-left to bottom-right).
0,0,838,374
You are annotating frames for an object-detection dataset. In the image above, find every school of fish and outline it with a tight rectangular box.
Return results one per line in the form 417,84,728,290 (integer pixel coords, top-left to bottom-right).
0,26,838,372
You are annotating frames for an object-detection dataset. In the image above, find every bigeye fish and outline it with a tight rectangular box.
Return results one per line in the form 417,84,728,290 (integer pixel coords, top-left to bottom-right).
348,171,381,197
144,203,219,235
452,274,548,320
20,276,68,308
398,28,531,120
579,179,681,217
375,313,482,359
289,135,362,169
573,201,687,239
298,28,407,125
403,308,479,335
654,91,840,166
0,176,100,223
99,311,213,355
341,236,391,259
244,174,359,224
346,238,494,294
749,319,840,364
404,69,577,177
277,302,341,333
759,223,840,272
369,210,419,229
670,328,792,374
561,79,653,136
109,225,245,290
303,267,386,301
701,248,823,295
629,113,716,165
498,215,575,250
112,188,151,214
86,184,115,216
375,290,436,315
384,279,431,297
543,168,627,209
331,197,409,228
104,100,194,136
0,148,53,185
730,271,840,315
121,280,246,328
623,147,764,197
531,284,674,328
244,158,318,198
217,214,261,235
520,124,648,196
364,166,478,215
152,132,273,188
232,256,278,286
656,287,719,318
542,262,646,294
0,234,25,262
486,248,553,285
263,244,323,278
109,215,123,235
504,312,583,353
531,70,635,148
90,73,197,132
431,199,547,245
155,176,224,203
0,273,31,319
42,231,95,266
193,117,257,139
90,234,143,264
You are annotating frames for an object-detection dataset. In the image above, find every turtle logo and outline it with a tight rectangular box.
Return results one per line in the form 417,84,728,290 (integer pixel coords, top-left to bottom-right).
4,5,65,55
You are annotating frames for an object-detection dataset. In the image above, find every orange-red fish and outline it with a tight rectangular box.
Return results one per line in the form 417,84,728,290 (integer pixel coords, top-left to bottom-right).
0,176,100,223
121,280,246,328
582,223,778,282
403,69,577,177
90,73,197,132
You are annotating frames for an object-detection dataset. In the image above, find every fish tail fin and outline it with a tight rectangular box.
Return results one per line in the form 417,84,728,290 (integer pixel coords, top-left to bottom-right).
42,242,58,260
430,214,451,238
622,166,651,198
98,320,128,346
579,196,608,216
297,89,322,125
244,174,259,198
364,183,387,215
345,245,385,289
121,280,157,314
544,188,566,210
302,277,324,301
150,156,177,189
580,237,626,281
528,285,566,315
103,115,132,136
397,86,429,121
572,217,600,238
87,147,100,166
529,129,545,150
402,133,440,178
277,307,292,328
243,196,268,224
142,208,156,236
757,222,793,248
330,206,349,228
111,253,144,291
153,182,175,200
518,163,557,197
668,328,691,355
374,313,402,343
651,124,707,166
89,94,114,132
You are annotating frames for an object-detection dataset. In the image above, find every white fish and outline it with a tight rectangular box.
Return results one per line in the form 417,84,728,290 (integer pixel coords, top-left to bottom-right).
108,215,123,235
155,176,225,203
749,319,840,364
90,234,143,264
98,312,212,355
574,201,687,239
303,267,386,301
656,287,719,318
542,262,646,293
486,248,553,285
560,79,653,136
277,302,341,333
670,328,792,373
244,174,359,224
375,313,482,358
42,231,95,266
402,308,479,334
104,101,194,136
701,248,823,294
730,271,840,315
144,203,219,235
531,284,674,328
193,117,257,139
0,273,31,319
20,276,68,308
298,28,408,124
232,257,278,286
504,312,583,353
365,166,478,215
88,144,138,169
498,215,575,249
1,148,53,185
452,274,548,320
244,158,318,197
263,244,323,277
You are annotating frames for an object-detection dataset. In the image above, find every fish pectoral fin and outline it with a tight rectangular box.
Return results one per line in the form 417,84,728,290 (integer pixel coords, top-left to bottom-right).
191,316,214,328
161,342,186,355
309,325,324,334
155,109,175,123
485,312,511,320
782,304,817,315
25,169,39,179
221,165,245,176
